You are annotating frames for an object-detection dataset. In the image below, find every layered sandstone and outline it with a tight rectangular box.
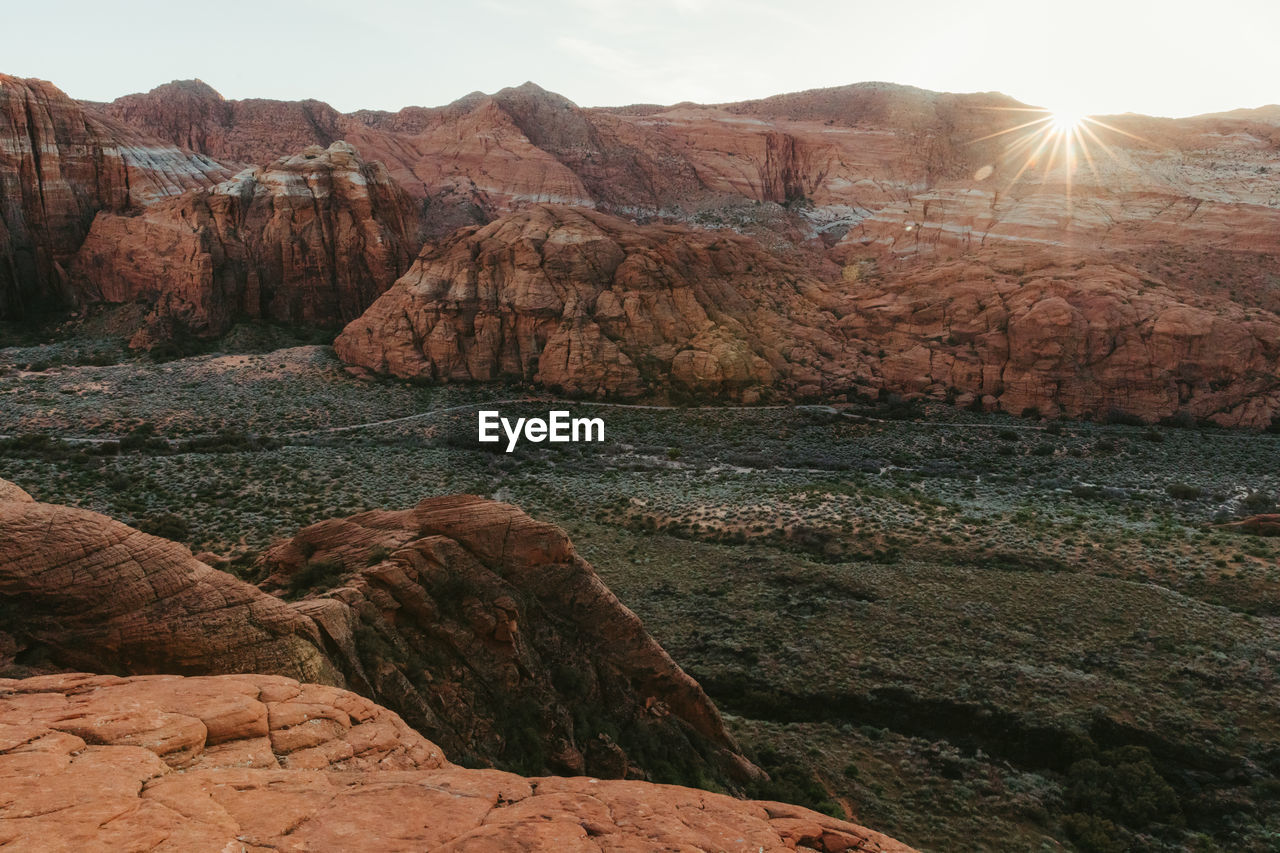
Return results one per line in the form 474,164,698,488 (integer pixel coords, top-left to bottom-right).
0,481,755,785
95,78,1280,298
0,482,339,684
335,204,859,401
0,75,229,319
74,141,420,345
39,75,1280,423
0,672,912,852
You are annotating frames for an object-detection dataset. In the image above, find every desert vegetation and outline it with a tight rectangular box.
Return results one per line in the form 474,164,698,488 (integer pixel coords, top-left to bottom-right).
1,338,1277,851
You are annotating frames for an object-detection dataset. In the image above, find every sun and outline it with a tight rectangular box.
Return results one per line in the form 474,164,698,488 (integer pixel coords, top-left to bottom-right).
1049,110,1084,134
968,99,1154,197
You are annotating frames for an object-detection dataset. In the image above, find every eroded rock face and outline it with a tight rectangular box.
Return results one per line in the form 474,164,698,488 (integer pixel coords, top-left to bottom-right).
0,488,339,685
45,76,1280,422
74,141,420,346
258,494,761,785
0,75,229,319
335,207,1280,425
839,251,1280,428
335,204,859,401
0,481,755,786
0,672,913,852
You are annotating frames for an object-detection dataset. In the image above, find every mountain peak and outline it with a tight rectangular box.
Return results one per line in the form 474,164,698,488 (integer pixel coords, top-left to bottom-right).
145,78,225,101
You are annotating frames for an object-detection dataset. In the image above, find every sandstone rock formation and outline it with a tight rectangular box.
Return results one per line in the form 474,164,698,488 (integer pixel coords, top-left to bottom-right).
0,481,340,684
0,480,755,786
74,142,419,346
0,75,229,319
334,206,1280,425
95,78,1280,266
838,251,1280,428
11,72,1280,423
335,204,860,401
0,672,913,852
256,493,760,784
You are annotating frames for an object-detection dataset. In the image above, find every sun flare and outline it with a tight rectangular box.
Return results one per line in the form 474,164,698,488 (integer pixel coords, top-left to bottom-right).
968,101,1154,203
1049,110,1083,134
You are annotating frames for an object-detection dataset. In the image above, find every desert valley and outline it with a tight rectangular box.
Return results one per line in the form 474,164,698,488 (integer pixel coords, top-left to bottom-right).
1,57,1279,853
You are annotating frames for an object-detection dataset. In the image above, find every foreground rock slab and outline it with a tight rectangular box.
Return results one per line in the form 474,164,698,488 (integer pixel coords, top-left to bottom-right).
0,481,756,786
0,672,914,852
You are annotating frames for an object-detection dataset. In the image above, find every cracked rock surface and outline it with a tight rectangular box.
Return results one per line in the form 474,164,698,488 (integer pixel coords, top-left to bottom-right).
0,672,913,852
0,481,758,787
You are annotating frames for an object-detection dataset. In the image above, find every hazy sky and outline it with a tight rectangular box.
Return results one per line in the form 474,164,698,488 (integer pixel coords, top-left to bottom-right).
7,0,1277,117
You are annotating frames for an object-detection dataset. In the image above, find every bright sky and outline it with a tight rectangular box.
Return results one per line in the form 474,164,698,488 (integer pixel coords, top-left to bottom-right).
7,0,1277,118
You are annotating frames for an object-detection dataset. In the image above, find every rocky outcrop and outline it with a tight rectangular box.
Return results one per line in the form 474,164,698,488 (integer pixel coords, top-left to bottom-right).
0,481,756,786
36,74,1280,423
0,672,913,852
335,204,859,401
96,77,1280,285
334,206,1280,424
0,75,229,319
1218,515,1280,536
839,251,1280,428
74,141,419,345
259,494,757,778
257,494,759,783
0,483,340,684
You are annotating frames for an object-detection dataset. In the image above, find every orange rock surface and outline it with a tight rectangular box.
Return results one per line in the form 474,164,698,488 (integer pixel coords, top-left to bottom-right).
93,79,1280,277
19,74,1280,423
0,480,339,684
839,251,1280,427
74,141,420,345
0,482,757,784
258,493,761,783
97,79,345,167
0,672,912,852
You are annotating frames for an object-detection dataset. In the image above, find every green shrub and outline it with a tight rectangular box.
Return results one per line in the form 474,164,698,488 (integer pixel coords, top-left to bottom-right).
139,513,190,542
286,557,347,597
1066,746,1181,830
1062,813,1127,853
1166,483,1204,500
1242,491,1276,513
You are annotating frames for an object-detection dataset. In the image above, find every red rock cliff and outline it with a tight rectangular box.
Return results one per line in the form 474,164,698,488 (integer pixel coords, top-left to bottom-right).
74,141,420,344
0,74,229,319
335,204,859,402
